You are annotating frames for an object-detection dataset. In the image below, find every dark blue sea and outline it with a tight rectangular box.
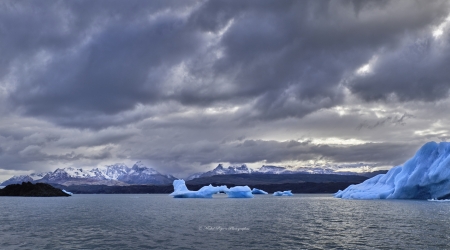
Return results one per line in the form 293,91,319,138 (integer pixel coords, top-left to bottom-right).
1,194,449,249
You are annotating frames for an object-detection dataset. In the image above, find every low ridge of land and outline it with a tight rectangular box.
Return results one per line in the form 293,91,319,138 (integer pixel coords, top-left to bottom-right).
0,182,71,197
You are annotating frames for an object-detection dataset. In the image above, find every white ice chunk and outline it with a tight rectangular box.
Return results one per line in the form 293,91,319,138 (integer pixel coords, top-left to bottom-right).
251,188,268,194
335,141,450,200
62,189,73,195
273,190,293,196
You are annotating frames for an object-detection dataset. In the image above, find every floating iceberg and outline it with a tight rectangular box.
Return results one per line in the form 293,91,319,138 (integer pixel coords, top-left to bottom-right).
428,198,450,202
251,188,268,194
335,142,450,200
273,190,293,196
62,189,73,195
225,186,254,198
170,180,228,198
170,180,253,198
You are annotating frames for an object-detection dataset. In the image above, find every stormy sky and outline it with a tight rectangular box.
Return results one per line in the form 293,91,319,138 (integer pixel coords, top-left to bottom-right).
1,0,450,180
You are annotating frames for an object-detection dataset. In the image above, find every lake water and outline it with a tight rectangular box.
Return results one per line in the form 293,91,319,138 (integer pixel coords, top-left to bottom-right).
1,194,450,249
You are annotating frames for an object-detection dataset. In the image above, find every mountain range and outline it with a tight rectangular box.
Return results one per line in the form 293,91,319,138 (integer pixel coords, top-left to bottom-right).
185,164,384,180
1,161,177,186
1,162,386,186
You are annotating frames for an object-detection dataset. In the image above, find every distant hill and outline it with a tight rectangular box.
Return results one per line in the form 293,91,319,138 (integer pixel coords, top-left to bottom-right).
186,173,369,186
0,182,70,197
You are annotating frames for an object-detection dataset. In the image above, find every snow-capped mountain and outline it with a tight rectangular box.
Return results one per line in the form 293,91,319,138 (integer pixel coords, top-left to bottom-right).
30,172,50,180
1,175,34,186
197,164,254,178
117,162,177,185
1,161,176,186
1,172,52,186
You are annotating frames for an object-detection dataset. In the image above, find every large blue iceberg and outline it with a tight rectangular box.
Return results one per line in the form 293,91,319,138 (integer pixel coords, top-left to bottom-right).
335,142,450,200
273,190,293,196
170,180,253,198
251,188,268,194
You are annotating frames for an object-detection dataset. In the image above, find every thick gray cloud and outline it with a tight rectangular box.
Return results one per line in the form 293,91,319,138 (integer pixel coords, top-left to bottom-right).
0,0,450,179
348,31,450,101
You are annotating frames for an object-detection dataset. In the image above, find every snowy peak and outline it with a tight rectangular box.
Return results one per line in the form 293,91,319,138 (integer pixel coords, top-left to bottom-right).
90,163,129,180
65,167,93,178
198,164,255,178
30,172,50,180
130,161,158,175
230,164,253,173
119,162,174,185
43,168,71,181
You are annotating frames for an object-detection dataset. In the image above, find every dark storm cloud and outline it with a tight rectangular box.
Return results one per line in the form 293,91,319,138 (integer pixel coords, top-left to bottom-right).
133,139,418,173
2,0,448,129
348,31,450,101
0,144,112,171
181,0,450,120
3,0,202,129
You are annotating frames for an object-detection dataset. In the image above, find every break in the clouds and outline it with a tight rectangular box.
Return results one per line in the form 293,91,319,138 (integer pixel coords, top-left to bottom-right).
1,0,450,179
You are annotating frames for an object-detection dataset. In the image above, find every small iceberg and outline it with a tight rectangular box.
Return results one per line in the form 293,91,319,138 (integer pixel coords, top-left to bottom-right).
62,189,73,195
273,190,293,196
225,186,253,198
428,198,450,202
251,188,268,194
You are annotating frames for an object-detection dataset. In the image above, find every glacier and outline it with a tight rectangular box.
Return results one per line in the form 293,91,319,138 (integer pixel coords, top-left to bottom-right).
273,190,293,196
170,180,253,198
335,141,450,200
251,188,268,194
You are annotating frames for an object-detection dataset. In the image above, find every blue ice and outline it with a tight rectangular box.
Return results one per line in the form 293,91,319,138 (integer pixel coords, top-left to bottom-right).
170,180,253,198
251,188,268,194
273,190,293,196
225,186,254,198
335,142,450,200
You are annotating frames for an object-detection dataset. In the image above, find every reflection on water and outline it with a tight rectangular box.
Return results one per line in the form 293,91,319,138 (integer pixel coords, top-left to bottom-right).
1,194,450,249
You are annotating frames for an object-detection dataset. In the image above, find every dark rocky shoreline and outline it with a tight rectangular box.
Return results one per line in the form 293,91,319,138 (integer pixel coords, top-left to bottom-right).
0,182,71,197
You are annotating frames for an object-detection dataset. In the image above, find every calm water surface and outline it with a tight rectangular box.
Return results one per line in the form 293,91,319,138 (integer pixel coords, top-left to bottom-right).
1,194,450,249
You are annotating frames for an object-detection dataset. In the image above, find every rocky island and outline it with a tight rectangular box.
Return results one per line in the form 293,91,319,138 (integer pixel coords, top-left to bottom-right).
0,182,71,197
